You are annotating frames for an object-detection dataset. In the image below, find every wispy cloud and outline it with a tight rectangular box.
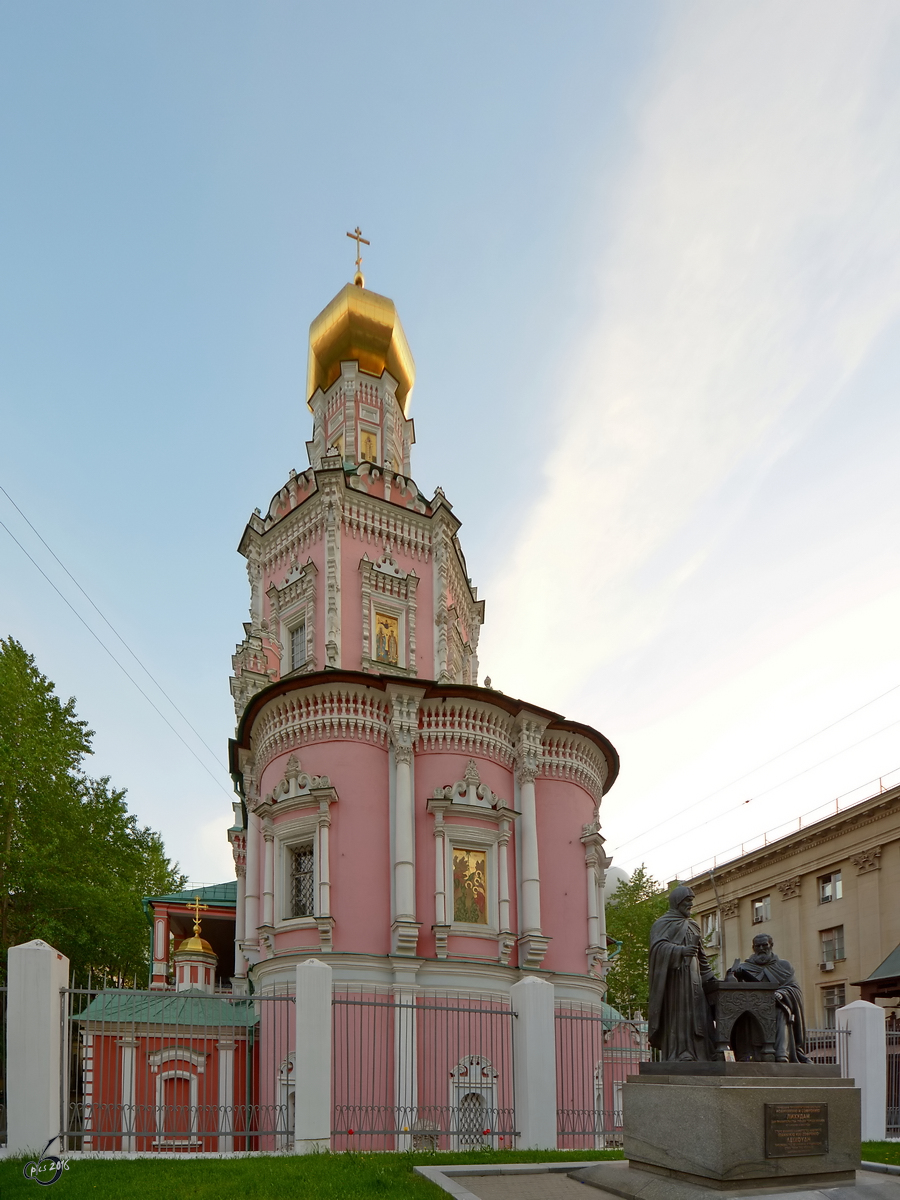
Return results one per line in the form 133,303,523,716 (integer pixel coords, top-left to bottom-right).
482,2,900,717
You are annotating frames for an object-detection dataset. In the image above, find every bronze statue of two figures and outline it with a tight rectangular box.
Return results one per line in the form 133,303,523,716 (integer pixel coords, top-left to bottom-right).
648,885,811,1063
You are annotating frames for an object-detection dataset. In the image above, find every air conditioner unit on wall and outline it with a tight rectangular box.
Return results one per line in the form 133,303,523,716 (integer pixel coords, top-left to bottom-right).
820,961,835,971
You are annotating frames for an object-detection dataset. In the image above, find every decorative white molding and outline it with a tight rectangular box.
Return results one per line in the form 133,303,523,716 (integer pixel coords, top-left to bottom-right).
252,685,390,772
777,875,802,900
417,700,515,764
852,845,882,874
542,732,608,805
360,551,419,676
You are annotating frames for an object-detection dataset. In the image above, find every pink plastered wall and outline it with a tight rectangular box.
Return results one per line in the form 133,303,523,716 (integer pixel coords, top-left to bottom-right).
262,740,393,957
534,776,596,974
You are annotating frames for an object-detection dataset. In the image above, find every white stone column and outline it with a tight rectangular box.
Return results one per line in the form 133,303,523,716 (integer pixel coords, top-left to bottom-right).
498,819,512,934
234,866,246,978
838,1000,885,1141
7,939,70,1155
245,809,260,947
514,714,550,970
581,819,610,975
318,805,331,918
389,686,424,956
295,959,333,1153
434,818,446,926
262,816,275,930
511,975,557,1149
217,1037,236,1152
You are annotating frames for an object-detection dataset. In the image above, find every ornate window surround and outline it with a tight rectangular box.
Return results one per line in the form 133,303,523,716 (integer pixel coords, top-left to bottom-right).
360,551,418,676
266,559,317,677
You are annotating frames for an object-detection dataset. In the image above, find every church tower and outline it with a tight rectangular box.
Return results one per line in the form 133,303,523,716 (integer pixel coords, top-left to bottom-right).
227,246,619,1001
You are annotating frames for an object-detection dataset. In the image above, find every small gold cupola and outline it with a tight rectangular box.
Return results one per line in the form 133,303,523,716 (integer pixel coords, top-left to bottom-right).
307,283,415,414
173,896,217,993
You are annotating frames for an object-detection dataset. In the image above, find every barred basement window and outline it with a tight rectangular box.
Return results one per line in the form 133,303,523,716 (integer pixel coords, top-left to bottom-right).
290,621,306,672
290,842,315,917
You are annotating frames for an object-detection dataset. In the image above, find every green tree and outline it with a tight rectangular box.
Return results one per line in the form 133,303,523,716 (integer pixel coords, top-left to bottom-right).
0,637,185,983
604,866,670,1017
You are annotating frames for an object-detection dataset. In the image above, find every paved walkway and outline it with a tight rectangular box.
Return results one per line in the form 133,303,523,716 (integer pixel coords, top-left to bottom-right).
450,1168,900,1199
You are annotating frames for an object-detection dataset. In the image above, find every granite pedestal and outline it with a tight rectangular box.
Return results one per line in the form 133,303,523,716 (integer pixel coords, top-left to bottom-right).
571,1064,862,1198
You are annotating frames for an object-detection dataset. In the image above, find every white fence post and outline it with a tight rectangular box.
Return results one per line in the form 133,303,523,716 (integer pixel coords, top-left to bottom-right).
510,975,557,1149
6,939,70,1155
295,958,332,1152
838,999,886,1141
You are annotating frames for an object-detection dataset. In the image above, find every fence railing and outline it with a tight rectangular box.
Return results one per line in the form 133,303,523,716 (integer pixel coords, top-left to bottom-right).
60,987,295,1153
556,1006,650,1150
805,1026,850,1072
332,989,517,1152
888,1029,900,1136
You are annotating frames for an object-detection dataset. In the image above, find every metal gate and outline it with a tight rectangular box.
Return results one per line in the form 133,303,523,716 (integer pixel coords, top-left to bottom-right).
556,1003,650,1149
61,987,294,1152
331,989,517,1151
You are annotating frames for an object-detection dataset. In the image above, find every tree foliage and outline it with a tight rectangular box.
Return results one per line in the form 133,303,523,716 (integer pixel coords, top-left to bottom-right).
604,865,669,1017
0,637,185,983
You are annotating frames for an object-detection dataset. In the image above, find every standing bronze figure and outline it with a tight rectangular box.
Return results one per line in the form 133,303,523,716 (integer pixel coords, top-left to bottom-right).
648,885,717,1061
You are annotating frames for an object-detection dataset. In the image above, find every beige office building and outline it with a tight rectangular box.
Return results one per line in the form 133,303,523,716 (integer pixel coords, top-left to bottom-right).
687,782,900,1029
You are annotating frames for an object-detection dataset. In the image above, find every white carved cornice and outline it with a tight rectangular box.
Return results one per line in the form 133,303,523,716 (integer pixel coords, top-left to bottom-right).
417,699,515,764
542,732,608,805
427,758,518,824
388,686,424,766
250,684,390,772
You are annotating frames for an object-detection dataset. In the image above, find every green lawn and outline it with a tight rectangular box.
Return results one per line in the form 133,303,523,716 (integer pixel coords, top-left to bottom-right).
863,1141,900,1166
0,1149,623,1199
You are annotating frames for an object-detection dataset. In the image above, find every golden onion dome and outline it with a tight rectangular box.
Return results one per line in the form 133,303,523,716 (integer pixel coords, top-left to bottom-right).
176,934,215,955
307,283,415,414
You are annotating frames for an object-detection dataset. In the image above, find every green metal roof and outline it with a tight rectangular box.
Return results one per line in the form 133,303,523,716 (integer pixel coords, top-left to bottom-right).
74,988,258,1027
146,880,237,907
863,943,900,982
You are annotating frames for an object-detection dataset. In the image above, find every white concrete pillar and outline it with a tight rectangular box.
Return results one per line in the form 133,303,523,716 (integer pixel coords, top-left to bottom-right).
596,868,608,947
119,1037,138,1151
245,810,260,943
498,822,511,934
295,959,332,1152
394,987,417,1150
7,939,70,1154
511,975,557,1149
838,999,885,1141
217,1037,236,1152
263,821,275,929
434,819,446,925
318,810,331,918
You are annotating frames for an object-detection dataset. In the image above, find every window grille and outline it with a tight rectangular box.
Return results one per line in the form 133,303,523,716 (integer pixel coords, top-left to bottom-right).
822,983,846,1029
290,622,306,672
751,895,771,924
290,842,315,918
820,926,845,963
818,871,842,904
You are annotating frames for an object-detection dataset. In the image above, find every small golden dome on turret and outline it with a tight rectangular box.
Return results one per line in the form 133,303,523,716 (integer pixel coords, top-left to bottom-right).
307,283,416,414
177,933,214,955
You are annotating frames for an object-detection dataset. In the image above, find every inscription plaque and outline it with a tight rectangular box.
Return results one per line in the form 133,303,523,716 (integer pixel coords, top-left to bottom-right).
764,1104,828,1158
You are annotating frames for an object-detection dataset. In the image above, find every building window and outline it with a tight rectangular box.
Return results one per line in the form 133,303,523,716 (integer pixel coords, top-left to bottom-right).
290,621,306,672
452,848,488,924
822,984,846,1028
290,842,315,918
701,911,720,947
752,895,771,924
820,926,845,963
818,871,842,904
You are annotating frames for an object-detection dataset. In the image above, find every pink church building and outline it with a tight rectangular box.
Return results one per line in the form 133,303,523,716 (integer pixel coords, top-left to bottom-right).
222,275,619,998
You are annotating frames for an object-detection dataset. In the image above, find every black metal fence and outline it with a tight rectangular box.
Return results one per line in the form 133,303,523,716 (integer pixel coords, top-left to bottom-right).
331,989,517,1151
887,1029,900,1136
61,987,294,1152
556,1004,650,1149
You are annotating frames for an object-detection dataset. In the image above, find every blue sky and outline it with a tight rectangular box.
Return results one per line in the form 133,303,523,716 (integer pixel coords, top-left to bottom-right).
1,2,899,886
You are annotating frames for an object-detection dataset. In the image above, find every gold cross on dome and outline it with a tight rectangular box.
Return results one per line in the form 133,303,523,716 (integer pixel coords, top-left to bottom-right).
189,894,209,937
346,226,370,273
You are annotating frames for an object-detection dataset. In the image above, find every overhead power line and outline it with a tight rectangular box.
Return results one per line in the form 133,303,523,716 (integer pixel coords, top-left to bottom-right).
0,511,234,800
617,718,900,870
614,678,900,854
0,482,224,768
